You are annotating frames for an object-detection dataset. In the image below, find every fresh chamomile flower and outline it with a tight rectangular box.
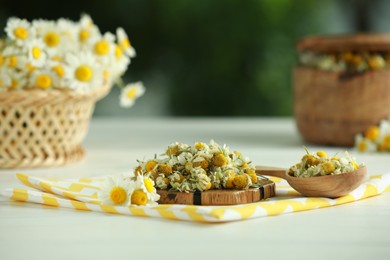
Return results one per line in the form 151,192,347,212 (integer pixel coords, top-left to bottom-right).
25,38,47,67
98,175,132,206
129,175,160,206
119,81,145,108
116,27,136,58
2,46,27,70
0,68,12,91
29,69,56,89
65,52,103,92
110,44,130,78
377,120,390,151
5,17,34,46
33,19,71,56
355,133,377,153
48,60,70,88
136,175,160,202
78,14,101,46
91,32,115,60
7,70,28,90
57,18,78,43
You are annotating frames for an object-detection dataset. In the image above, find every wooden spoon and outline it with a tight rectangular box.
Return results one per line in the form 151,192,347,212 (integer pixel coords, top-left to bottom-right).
255,165,367,198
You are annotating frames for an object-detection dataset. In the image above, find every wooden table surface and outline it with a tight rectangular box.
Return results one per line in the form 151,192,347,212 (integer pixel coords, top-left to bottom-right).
1,118,389,260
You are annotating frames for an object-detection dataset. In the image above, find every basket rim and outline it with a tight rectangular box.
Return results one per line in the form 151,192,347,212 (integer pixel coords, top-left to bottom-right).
297,33,390,52
0,84,112,106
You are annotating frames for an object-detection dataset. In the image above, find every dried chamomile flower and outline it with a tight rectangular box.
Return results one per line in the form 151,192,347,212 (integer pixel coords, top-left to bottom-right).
289,148,363,178
135,140,260,192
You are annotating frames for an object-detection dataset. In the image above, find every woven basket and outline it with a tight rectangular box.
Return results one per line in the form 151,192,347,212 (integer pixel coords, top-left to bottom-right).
0,85,110,168
294,34,390,146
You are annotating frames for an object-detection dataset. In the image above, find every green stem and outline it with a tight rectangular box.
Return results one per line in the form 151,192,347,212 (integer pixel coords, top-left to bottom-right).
115,77,126,89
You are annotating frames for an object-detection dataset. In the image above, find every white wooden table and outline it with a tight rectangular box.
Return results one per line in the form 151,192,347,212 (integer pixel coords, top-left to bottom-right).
1,118,389,260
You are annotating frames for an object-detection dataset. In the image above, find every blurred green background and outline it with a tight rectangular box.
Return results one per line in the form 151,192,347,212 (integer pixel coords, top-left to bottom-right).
1,0,389,117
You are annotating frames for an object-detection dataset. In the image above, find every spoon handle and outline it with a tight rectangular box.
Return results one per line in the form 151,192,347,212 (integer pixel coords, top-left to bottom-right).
255,166,287,179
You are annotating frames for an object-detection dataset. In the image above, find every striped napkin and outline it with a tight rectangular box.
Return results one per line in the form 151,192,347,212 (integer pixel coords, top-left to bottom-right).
2,173,390,223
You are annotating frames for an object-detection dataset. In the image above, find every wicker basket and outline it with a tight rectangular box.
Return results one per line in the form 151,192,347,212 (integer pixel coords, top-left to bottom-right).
294,34,390,146
0,85,110,168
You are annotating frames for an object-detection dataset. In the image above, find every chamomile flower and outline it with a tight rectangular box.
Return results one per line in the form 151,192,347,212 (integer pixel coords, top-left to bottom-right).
7,70,28,90
129,175,160,206
119,81,145,108
78,14,101,46
110,44,130,78
98,175,132,206
0,52,4,68
57,18,78,43
25,39,46,67
116,27,136,58
0,69,12,91
49,61,70,88
2,46,27,70
91,32,115,61
5,17,34,46
33,19,69,56
29,69,56,89
66,52,103,92
355,134,376,153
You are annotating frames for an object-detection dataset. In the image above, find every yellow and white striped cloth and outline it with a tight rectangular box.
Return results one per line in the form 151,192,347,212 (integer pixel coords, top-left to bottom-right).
2,173,390,223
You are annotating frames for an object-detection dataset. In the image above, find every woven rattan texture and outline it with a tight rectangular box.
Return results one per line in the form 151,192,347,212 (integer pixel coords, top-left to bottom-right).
0,85,110,168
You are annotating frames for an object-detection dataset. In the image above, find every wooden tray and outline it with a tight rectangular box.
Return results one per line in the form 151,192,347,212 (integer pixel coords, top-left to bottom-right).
157,179,275,206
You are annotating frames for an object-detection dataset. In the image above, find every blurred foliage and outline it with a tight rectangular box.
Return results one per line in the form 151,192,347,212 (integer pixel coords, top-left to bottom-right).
0,0,385,116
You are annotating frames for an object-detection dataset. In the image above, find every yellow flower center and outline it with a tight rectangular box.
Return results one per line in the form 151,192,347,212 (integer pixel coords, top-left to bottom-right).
302,154,319,167
79,29,90,42
52,56,62,61
225,177,235,189
158,164,173,175
115,45,123,59
195,142,205,149
144,178,154,193
26,63,36,74
234,151,241,157
233,174,250,189
14,27,28,40
8,56,17,68
44,32,60,47
352,161,359,170
94,40,110,55
321,162,335,174
103,69,110,80
212,153,227,167
364,126,379,141
131,190,147,206
358,141,367,152
249,173,258,184
0,54,4,66
166,145,180,156
32,46,41,59
121,38,131,49
35,74,52,89
11,79,17,89
316,151,327,158
109,186,127,205
145,160,157,172
382,135,390,149
75,65,93,82
192,158,209,170
126,88,138,99
52,65,65,78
